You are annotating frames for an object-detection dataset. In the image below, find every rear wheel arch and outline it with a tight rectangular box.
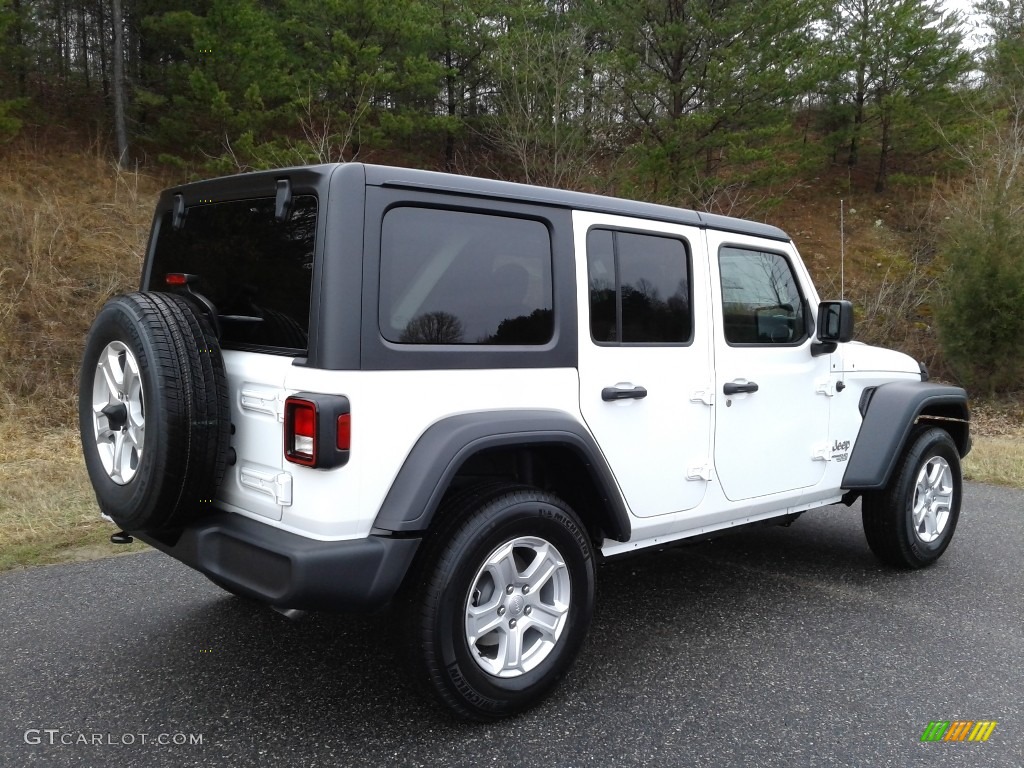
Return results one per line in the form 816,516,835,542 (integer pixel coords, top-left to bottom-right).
443,442,628,545
372,411,631,545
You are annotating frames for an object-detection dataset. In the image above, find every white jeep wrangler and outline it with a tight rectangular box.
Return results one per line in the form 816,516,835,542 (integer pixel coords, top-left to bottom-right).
80,164,970,720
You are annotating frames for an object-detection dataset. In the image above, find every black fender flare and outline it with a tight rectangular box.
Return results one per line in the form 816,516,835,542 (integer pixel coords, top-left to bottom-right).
372,409,631,541
842,381,970,491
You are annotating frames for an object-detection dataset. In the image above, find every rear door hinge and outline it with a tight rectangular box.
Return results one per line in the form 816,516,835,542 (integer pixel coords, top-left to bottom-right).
240,388,285,422
240,466,293,506
815,379,836,397
812,444,831,462
686,464,712,481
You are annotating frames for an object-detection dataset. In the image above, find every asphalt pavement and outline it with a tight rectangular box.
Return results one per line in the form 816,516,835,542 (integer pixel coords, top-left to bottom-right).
1,482,1021,767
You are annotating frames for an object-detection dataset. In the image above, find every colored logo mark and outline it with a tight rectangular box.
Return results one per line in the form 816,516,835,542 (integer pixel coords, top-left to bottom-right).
920,720,997,742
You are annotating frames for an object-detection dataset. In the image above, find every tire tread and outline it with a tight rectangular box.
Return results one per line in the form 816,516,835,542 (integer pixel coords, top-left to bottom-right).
79,291,231,530
862,426,961,569
401,483,593,721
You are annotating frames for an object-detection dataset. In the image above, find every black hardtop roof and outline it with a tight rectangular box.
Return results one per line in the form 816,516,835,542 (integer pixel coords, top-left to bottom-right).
165,162,791,243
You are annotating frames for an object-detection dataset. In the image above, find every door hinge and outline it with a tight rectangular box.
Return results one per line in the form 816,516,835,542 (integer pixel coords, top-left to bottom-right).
815,379,836,397
686,464,712,481
240,388,285,422
240,466,293,506
690,388,715,406
812,444,832,462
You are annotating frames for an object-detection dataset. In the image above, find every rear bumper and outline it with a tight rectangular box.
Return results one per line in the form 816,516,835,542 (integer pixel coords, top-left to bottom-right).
136,512,420,611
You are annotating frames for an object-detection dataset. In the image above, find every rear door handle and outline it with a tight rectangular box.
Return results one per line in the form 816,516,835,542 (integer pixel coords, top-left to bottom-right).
723,381,759,395
602,386,648,402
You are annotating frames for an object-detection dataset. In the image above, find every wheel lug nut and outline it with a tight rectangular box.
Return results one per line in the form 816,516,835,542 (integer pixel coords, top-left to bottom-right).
506,585,514,595
497,606,506,616
524,606,532,615
522,585,530,594
509,619,517,628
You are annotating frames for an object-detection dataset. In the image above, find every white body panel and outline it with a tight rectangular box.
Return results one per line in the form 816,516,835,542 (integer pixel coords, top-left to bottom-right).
221,365,583,541
704,230,833,502
218,351,294,522
214,211,927,558
574,211,714,518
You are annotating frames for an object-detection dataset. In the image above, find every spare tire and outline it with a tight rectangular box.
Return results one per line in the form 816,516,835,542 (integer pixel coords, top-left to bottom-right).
79,291,231,531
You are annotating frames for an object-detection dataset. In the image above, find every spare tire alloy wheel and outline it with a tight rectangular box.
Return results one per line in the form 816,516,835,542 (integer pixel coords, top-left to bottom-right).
90,341,146,485
79,292,231,531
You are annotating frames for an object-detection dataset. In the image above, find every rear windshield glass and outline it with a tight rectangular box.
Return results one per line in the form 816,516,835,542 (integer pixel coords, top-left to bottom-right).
149,196,317,353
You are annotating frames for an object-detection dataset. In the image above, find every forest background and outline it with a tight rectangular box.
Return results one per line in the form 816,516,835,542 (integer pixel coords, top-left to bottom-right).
0,0,1022,567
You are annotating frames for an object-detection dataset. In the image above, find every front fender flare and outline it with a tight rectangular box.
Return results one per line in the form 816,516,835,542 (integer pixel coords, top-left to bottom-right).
842,381,970,491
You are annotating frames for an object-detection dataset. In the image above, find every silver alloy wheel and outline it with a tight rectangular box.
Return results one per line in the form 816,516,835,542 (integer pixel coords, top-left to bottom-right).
91,341,145,485
911,455,954,544
464,536,571,678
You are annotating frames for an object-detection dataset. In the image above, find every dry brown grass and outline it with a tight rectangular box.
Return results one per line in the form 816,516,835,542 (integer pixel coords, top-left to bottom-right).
0,421,146,571
964,433,1024,488
0,143,160,568
0,142,164,426
962,398,1024,488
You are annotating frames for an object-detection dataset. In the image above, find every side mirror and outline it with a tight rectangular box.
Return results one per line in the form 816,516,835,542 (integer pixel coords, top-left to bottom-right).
816,300,854,343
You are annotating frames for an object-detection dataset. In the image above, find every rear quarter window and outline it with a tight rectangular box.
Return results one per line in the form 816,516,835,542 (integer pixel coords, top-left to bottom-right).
379,207,554,345
148,196,317,353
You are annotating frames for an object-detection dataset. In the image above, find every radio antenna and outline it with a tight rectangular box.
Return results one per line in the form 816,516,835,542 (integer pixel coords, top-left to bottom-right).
839,199,845,300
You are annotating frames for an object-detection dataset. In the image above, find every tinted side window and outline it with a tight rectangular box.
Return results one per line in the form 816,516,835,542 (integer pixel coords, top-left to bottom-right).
587,229,692,344
379,208,553,345
150,196,317,352
719,246,807,345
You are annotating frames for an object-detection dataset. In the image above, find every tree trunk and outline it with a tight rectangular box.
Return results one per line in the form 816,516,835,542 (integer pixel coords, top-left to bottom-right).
111,0,129,167
79,4,91,91
849,71,866,167
97,0,110,100
444,48,456,173
12,0,27,96
875,110,890,193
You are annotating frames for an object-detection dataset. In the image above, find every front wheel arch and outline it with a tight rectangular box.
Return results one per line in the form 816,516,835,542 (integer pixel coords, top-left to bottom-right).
842,381,969,491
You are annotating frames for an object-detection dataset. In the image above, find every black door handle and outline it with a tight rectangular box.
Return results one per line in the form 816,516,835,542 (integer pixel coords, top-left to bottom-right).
602,386,648,402
723,381,759,395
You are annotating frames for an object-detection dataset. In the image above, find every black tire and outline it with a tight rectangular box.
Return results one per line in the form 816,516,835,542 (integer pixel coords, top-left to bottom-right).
862,427,962,569
78,291,231,531
403,484,596,721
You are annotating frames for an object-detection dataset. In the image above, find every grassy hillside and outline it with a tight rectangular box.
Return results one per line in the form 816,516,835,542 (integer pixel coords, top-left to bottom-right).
0,144,159,568
0,145,1018,570
0,144,162,424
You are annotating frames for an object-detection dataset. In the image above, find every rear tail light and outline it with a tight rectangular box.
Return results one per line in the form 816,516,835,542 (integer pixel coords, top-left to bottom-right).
284,398,317,466
284,394,351,469
337,413,351,451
